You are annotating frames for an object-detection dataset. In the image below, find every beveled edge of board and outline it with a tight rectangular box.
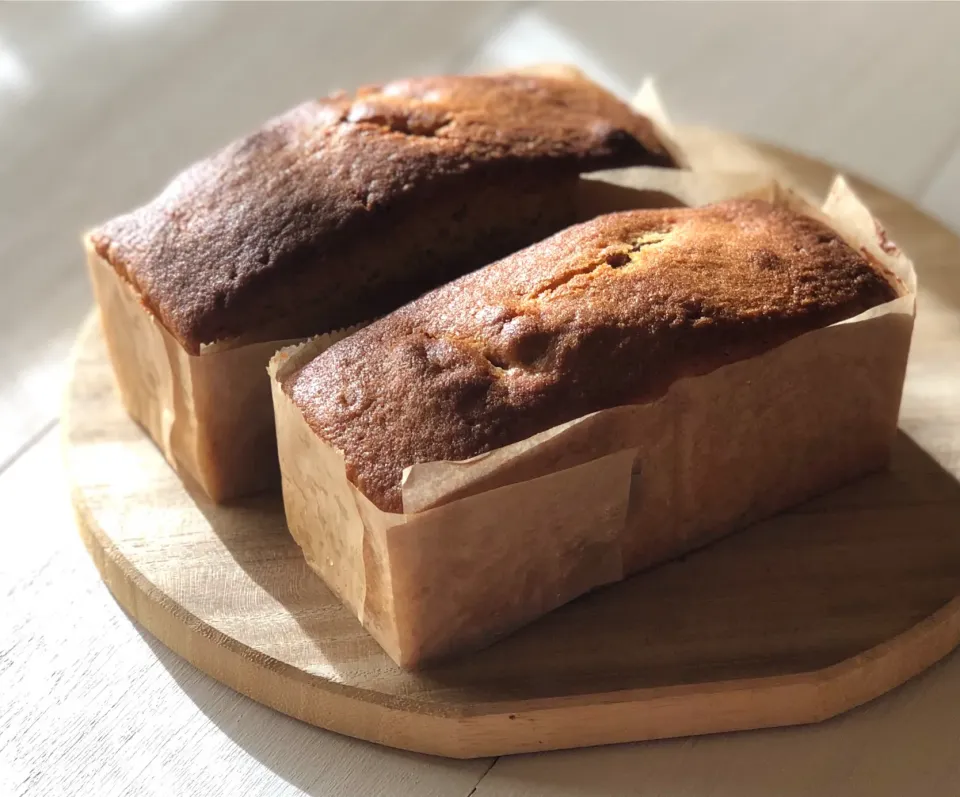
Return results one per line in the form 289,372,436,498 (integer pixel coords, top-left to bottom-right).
64,456,960,757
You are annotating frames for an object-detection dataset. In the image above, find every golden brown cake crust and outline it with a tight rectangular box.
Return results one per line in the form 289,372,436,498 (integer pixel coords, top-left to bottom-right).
89,74,675,352
285,199,899,513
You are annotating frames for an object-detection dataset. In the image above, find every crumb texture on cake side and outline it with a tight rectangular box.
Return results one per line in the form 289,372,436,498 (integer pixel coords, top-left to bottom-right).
284,200,899,513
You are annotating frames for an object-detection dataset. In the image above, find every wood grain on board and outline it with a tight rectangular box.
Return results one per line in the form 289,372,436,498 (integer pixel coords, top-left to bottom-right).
64,130,960,759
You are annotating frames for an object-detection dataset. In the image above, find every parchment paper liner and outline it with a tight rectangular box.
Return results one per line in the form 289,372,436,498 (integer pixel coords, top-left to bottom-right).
270,172,916,668
84,246,360,501
85,70,682,502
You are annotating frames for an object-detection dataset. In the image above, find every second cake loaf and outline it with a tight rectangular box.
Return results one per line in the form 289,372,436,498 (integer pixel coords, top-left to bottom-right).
273,176,915,667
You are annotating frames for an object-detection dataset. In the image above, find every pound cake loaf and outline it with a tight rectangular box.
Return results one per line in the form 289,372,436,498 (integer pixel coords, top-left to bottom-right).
85,70,678,501
91,73,676,353
272,180,915,668
284,199,898,512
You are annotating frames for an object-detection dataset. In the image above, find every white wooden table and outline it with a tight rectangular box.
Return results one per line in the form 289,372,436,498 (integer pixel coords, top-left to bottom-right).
3,4,960,795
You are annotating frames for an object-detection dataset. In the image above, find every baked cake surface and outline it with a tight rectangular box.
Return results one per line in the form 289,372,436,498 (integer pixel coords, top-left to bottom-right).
285,199,898,512
90,73,675,352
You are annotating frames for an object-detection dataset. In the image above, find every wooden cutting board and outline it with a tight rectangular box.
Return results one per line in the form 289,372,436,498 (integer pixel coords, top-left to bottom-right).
65,128,960,759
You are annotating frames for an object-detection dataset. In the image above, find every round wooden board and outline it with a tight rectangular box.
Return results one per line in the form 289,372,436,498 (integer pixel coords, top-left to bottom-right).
66,128,960,759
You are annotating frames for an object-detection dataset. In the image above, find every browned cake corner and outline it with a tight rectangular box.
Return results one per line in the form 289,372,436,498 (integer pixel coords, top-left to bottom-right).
284,199,899,513
88,73,676,354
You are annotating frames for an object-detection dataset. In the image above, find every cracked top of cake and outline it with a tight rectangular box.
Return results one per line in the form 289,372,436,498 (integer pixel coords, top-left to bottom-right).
88,73,676,353
284,199,899,512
